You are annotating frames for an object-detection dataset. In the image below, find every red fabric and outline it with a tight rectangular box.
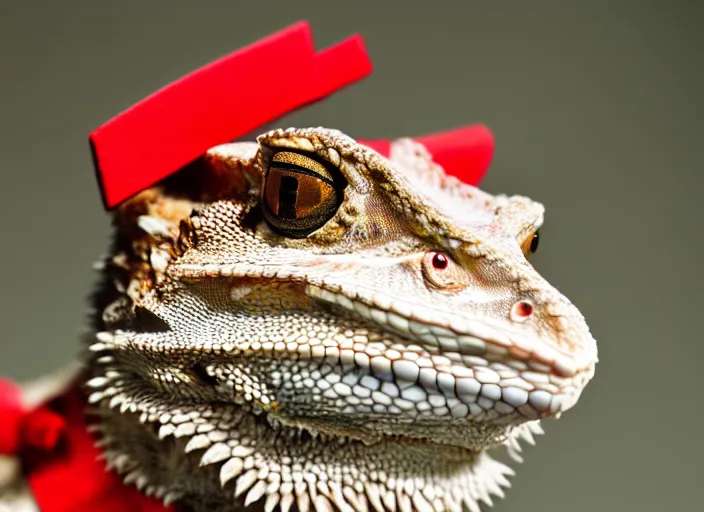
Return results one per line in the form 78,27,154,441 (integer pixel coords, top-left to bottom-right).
0,378,172,512
0,379,66,456
19,408,66,453
0,379,24,454
358,124,495,186
91,21,372,209
415,124,494,185
25,386,173,512
358,138,391,158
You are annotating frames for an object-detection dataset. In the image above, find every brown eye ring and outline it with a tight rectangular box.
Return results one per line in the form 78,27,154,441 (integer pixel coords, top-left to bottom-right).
263,151,345,238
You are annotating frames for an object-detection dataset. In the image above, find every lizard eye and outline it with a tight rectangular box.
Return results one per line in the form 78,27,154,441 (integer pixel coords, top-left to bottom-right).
263,151,345,238
422,251,470,292
521,230,540,257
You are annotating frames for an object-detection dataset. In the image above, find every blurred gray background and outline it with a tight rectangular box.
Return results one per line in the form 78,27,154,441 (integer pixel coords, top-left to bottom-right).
1,1,702,511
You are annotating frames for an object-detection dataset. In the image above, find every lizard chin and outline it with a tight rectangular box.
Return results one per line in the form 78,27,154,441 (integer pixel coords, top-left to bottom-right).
89,378,543,512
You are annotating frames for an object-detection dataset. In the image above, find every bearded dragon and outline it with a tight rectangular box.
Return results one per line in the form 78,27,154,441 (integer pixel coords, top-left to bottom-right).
1,127,597,512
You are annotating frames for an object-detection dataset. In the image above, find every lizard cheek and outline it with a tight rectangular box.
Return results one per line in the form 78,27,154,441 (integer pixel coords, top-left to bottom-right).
421,251,470,292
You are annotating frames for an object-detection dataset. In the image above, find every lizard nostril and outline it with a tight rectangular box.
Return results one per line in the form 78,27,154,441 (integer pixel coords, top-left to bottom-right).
511,300,534,322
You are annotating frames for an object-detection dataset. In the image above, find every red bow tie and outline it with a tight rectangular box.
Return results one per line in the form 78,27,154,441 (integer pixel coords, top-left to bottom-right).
0,378,173,512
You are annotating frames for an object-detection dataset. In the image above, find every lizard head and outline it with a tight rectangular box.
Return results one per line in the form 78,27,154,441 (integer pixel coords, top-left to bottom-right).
88,127,597,511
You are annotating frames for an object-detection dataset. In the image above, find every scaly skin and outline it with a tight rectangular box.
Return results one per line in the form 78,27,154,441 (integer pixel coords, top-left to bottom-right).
85,128,598,512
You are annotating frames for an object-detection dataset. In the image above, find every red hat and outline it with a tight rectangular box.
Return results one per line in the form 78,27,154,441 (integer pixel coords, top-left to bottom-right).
90,22,494,210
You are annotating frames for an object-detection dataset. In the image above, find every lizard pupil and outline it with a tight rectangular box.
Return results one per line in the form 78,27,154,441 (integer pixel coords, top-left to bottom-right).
432,252,448,270
278,175,299,219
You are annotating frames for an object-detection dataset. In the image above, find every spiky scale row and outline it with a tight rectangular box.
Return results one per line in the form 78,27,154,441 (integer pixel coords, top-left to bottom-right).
93,395,523,512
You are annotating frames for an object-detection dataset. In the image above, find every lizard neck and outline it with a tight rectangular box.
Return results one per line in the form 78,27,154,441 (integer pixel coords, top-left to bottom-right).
91,393,520,512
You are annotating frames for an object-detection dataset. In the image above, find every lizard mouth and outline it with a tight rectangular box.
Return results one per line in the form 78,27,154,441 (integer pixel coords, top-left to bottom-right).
305,283,592,377
303,283,596,422
164,262,595,427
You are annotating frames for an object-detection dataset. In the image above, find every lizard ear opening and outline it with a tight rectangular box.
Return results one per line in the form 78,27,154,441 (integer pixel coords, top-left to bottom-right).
263,151,346,238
